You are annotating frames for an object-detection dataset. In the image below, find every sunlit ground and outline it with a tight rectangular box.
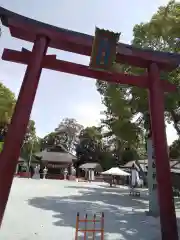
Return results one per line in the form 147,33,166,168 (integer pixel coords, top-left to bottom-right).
1,178,180,240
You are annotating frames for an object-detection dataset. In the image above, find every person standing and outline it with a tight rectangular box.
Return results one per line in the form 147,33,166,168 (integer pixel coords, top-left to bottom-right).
32,164,40,179
131,163,140,188
43,167,48,179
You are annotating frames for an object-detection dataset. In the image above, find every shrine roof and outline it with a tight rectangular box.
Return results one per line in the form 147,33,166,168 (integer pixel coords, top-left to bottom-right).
34,145,76,163
79,163,102,171
34,150,75,163
18,157,26,163
0,7,179,70
122,159,180,173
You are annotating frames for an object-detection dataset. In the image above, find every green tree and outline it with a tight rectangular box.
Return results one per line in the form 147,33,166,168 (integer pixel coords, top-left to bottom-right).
0,142,3,152
76,126,118,171
0,83,16,140
169,138,180,158
0,83,39,159
40,118,83,151
75,125,139,171
55,118,83,151
40,132,60,150
76,126,103,164
130,0,180,134
21,120,40,162
97,0,180,159
96,65,143,163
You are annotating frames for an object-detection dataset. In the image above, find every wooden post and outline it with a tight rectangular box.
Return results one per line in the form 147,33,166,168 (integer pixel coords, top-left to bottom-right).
84,214,87,240
93,214,96,240
75,212,79,240
0,35,49,226
101,212,104,240
148,63,178,240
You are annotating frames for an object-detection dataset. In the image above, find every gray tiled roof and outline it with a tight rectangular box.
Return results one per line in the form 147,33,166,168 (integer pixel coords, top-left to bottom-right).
34,150,73,163
123,159,180,173
123,161,140,169
79,163,102,171
18,157,26,162
34,145,76,163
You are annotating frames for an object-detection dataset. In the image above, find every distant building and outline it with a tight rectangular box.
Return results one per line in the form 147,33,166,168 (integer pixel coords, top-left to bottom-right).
122,159,180,190
79,162,102,181
34,144,76,179
16,157,27,174
122,159,180,174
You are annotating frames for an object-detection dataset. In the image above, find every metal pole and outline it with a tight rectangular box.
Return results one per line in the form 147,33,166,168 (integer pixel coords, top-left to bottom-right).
0,35,49,226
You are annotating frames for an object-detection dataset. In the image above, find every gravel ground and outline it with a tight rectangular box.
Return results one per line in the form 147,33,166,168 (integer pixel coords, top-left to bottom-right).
0,178,180,240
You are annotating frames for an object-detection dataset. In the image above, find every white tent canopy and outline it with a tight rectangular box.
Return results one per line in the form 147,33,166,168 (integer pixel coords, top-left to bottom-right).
101,167,130,176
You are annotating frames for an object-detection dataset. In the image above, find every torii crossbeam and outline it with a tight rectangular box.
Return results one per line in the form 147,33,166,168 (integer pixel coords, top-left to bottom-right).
0,7,179,240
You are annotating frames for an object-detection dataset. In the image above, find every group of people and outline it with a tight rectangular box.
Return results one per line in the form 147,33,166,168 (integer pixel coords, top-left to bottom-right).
30,164,48,179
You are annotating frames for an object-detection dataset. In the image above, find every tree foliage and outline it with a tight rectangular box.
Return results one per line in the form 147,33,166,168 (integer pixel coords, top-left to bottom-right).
75,125,140,171
55,118,83,151
169,139,180,158
96,0,180,163
40,132,59,150
76,126,102,163
75,126,114,170
41,118,83,152
131,0,180,134
0,83,40,160
0,83,16,140
21,120,40,161
96,66,144,162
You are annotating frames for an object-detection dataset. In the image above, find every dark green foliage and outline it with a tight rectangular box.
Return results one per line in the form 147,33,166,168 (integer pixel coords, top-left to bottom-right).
96,1,180,165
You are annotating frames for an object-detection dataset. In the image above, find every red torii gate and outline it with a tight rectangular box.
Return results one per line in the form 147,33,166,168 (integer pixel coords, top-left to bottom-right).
0,7,179,240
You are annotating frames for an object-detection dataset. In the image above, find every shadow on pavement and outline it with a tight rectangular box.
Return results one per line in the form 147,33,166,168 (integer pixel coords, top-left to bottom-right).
28,184,161,239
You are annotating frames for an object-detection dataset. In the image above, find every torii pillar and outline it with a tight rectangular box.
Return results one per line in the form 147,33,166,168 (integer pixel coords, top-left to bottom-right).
0,9,178,238
148,63,178,239
0,35,49,225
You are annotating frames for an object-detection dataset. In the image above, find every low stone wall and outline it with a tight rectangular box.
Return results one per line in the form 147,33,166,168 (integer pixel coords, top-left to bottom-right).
19,172,31,178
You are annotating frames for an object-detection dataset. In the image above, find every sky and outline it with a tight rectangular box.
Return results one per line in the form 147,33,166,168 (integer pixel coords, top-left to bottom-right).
0,0,178,145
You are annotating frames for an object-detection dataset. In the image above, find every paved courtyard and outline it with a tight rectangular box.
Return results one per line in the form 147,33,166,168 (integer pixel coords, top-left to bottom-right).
1,178,180,239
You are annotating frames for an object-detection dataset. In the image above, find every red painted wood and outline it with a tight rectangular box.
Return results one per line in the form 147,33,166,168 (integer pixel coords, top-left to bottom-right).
7,18,178,71
2,49,177,93
0,9,178,238
148,63,178,240
0,36,49,226
1,7,179,68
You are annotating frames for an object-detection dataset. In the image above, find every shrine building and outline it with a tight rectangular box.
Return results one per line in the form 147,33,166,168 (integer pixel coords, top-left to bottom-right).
34,144,76,179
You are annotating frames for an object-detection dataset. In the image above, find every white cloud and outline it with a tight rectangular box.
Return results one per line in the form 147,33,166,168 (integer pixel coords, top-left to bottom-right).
75,103,105,127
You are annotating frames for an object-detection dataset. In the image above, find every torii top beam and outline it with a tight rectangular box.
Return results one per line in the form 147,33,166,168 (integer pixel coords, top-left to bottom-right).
0,7,179,71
